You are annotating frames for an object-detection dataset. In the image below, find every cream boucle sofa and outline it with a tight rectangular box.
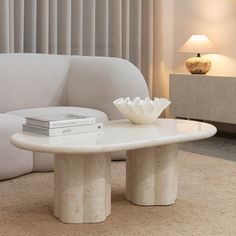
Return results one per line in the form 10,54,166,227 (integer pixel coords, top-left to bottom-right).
0,53,149,180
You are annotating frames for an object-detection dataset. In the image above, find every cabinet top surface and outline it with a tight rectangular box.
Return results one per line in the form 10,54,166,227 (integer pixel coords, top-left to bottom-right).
170,73,236,79
11,119,216,154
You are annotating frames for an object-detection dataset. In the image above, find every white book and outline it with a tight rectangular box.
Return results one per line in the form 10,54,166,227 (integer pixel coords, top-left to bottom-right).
22,123,103,137
25,114,96,128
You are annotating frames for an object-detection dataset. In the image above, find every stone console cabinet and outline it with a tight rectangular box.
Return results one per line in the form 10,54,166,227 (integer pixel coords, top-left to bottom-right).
169,74,236,125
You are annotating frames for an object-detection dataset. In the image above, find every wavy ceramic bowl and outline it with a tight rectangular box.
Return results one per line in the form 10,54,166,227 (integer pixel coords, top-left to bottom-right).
113,97,171,124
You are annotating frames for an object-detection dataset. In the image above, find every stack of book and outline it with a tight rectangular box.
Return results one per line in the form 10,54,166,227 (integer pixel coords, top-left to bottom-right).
23,114,103,136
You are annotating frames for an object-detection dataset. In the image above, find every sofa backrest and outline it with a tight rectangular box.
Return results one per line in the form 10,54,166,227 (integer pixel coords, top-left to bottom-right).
0,53,72,112
0,53,149,119
67,56,149,120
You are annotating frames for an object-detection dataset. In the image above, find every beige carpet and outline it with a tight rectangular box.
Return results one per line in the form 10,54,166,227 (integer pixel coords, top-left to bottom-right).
0,151,236,236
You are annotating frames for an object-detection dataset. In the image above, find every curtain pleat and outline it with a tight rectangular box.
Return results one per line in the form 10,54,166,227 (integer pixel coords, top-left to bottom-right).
95,0,108,56
153,0,169,99
49,0,57,54
71,0,83,55
58,0,71,55
0,0,166,98
24,0,37,52
129,0,142,69
9,0,14,52
37,0,49,53
122,0,130,61
14,0,24,52
108,0,122,58
82,0,96,56
0,0,9,52
141,0,153,96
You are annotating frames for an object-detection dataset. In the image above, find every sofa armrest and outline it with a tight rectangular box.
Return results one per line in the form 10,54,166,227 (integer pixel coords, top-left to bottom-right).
0,114,33,180
67,56,149,120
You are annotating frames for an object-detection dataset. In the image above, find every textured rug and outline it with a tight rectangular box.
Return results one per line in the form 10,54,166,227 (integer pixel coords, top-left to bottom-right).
0,151,236,236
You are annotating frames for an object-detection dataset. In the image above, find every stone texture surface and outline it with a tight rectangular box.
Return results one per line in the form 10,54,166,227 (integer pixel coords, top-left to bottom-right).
185,57,211,74
10,119,217,224
11,119,217,154
170,74,236,124
53,153,111,223
126,144,177,205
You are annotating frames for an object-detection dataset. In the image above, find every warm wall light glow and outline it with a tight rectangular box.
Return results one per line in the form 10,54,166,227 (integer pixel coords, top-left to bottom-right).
179,35,217,54
206,54,236,76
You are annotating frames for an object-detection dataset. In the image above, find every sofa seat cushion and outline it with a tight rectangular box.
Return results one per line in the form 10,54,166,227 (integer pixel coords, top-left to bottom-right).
7,106,109,172
0,114,33,180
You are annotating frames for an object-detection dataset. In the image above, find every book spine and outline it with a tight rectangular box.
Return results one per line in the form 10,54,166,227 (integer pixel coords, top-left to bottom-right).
26,117,96,128
23,123,103,136
49,117,96,128
49,123,103,136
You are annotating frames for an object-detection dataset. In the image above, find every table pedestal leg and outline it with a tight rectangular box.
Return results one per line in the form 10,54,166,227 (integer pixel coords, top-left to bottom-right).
53,153,111,223
126,144,177,205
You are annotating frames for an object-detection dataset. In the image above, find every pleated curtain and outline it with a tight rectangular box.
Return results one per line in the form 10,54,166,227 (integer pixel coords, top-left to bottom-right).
0,0,169,98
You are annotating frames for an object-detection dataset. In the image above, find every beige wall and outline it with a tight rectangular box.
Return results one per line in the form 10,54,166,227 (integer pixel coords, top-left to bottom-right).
173,0,236,76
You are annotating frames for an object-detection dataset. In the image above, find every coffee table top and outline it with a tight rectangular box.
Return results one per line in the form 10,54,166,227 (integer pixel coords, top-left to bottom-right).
11,119,217,154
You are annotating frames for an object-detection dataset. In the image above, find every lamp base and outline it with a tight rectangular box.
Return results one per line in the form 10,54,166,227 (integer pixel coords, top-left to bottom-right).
185,57,211,74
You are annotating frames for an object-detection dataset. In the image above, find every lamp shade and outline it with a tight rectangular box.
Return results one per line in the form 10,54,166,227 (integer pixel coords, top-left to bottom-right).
178,35,216,54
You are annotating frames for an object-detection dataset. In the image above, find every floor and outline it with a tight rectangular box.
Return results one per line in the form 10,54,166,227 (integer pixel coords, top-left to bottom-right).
1,151,236,236
179,132,236,162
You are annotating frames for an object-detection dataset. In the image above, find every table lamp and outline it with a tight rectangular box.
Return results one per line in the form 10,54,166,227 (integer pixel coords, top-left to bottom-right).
179,35,217,74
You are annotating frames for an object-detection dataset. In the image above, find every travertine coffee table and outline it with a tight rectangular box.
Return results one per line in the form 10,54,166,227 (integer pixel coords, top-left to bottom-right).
11,119,216,224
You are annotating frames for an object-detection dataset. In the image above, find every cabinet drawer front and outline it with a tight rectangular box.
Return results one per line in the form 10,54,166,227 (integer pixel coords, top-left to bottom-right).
169,74,236,124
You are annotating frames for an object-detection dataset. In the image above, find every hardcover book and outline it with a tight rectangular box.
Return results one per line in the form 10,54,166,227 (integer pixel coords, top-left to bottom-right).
22,123,103,137
25,114,96,128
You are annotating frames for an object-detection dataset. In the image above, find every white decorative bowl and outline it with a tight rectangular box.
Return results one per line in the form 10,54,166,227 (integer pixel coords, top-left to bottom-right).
113,97,171,124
